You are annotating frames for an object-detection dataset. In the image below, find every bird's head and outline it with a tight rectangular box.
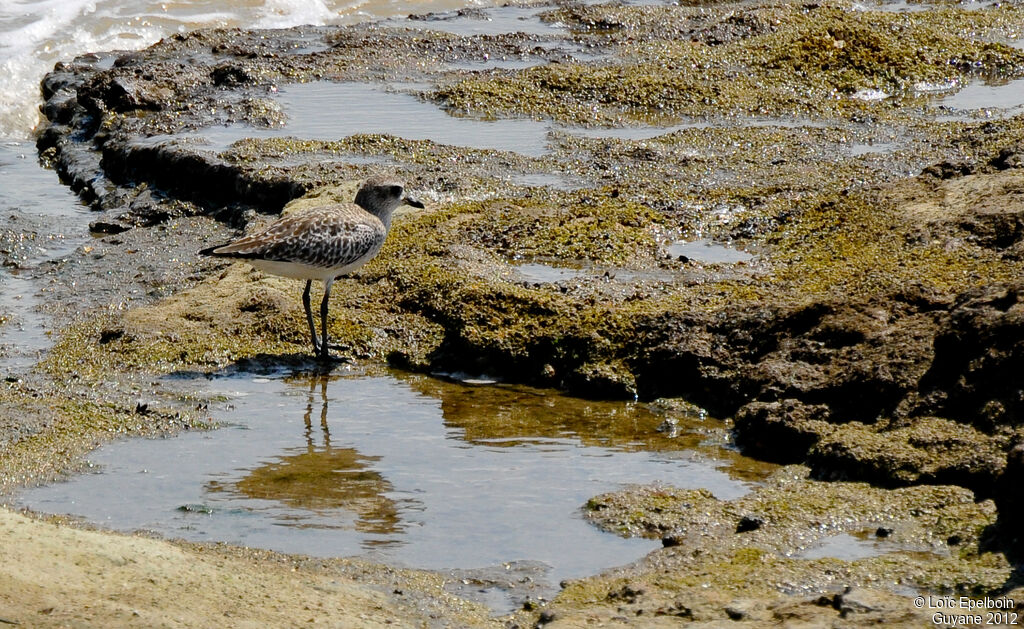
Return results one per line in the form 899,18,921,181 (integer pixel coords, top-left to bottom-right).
355,176,424,222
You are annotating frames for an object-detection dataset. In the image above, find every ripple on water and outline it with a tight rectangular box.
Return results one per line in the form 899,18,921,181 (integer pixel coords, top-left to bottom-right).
18,370,761,611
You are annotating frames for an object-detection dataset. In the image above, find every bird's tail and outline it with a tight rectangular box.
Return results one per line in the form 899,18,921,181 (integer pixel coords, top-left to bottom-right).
198,244,227,257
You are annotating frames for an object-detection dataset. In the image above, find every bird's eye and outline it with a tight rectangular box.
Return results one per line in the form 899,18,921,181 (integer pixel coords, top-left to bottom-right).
389,185,402,197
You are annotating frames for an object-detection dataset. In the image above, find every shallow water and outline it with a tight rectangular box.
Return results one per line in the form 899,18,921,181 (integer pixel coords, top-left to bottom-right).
184,81,555,157
794,531,944,562
507,172,587,190
19,368,761,607
0,141,89,372
169,85,846,160
515,262,586,284
562,117,836,143
667,239,754,264
938,76,1024,113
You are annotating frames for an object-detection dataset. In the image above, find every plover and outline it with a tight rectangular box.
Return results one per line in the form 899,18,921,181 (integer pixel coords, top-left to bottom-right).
200,176,424,361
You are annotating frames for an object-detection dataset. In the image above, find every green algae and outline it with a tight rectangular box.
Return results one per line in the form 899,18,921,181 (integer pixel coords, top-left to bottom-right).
543,467,1015,625
809,416,1012,488
0,383,205,494
584,469,999,555
438,3,1024,122
435,194,665,264
40,265,445,378
762,175,1024,302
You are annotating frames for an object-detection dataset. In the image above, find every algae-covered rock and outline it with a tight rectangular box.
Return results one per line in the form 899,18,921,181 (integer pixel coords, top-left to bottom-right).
439,4,1024,121
808,417,1009,491
555,467,1009,627
733,399,835,463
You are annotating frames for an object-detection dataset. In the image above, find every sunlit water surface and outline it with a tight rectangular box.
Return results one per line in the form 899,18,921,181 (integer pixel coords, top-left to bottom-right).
19,369,762,604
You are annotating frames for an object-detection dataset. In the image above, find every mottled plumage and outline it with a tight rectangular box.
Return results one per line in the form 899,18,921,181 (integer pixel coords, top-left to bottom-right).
200,177,423,360
206,205,387,279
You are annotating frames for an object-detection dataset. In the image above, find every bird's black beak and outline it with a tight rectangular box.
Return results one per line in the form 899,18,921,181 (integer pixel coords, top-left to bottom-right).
403,194,425,209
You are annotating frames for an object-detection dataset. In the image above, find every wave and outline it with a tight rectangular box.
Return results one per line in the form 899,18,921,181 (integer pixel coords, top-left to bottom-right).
0,0,390,139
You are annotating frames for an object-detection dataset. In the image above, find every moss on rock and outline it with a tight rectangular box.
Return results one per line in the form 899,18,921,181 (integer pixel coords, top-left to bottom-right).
541,466,1011,626
438,3,1024,122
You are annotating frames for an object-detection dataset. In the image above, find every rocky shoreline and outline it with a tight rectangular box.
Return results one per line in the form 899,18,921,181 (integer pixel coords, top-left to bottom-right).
4,0,1024,625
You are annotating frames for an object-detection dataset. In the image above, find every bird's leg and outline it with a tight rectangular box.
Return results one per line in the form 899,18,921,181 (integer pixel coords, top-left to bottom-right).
318,279,334,361
302,280,320,354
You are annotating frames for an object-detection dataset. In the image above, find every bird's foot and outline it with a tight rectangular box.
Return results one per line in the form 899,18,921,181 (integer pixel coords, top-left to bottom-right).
311,345,353,364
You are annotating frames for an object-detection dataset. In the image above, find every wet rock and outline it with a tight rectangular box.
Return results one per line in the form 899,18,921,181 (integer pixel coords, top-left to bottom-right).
584,487,719,538
607,583,645,604
78,72,177,114
40,67,85,100
98,328,125,344
922,159,974,180
735,515,764,533
724,598,767,621
40,92,79,125
564,361,637,400
536,609,556,625
991,145,1024,170
917,283,1024,427
808,417,1007,492
733,399,833,462
996,442,1024,550
99,139,308,212
210,62,258,87
89,220,131,235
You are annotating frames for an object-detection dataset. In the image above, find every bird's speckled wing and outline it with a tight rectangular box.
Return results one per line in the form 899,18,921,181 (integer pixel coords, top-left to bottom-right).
208,204,386,269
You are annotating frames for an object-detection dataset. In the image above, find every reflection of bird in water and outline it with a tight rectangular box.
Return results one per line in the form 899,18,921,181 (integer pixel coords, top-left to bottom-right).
303,373,331,449
200,177,424,361
220,374,404,535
